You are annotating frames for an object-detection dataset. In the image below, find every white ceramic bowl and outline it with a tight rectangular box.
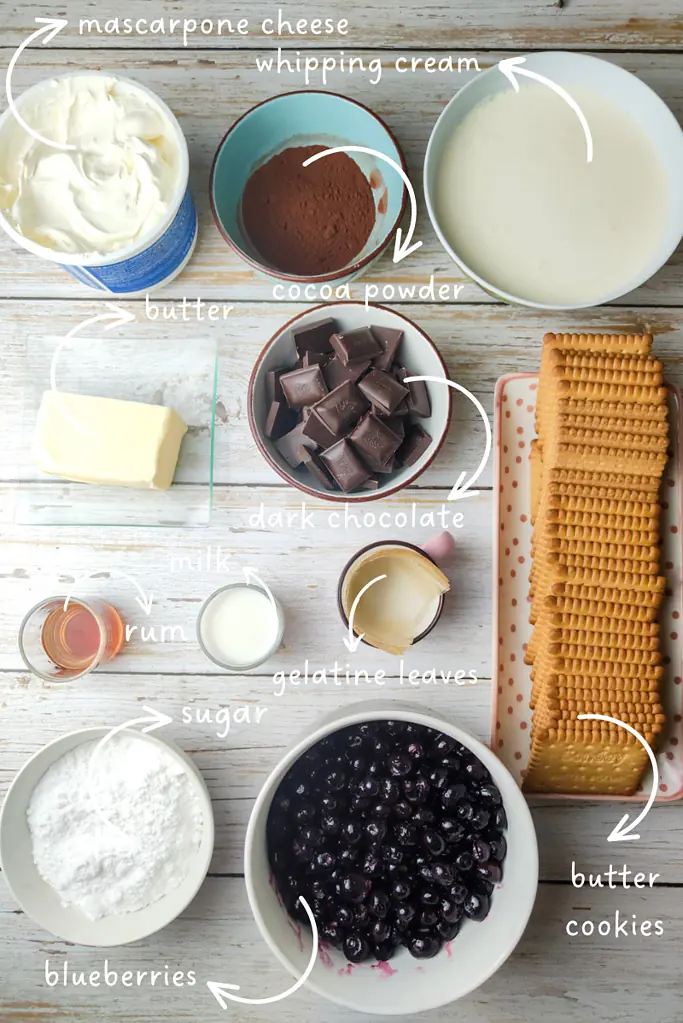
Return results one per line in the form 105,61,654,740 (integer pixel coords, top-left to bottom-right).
0,728,215,946
424,51,683,309
244,701,538,1015
248,303,452,502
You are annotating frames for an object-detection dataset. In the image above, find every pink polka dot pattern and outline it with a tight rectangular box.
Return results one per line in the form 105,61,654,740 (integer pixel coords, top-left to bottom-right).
493,374,683,803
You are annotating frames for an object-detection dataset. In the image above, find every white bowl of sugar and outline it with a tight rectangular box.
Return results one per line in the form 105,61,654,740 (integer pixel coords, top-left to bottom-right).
0,727,214,946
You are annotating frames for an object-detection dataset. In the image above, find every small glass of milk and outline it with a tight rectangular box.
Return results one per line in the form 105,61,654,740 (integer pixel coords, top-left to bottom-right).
197,584,284,670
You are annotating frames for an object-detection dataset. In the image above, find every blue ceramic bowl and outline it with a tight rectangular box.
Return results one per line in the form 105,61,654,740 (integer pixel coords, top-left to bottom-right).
210,91,408,285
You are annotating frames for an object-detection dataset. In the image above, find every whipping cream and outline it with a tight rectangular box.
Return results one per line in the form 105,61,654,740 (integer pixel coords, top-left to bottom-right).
0,75,181,256
434,83,669,306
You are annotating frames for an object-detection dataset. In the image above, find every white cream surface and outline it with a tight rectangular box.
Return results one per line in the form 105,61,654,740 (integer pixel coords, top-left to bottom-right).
0,75,180,256
200,586,280,668
434,83,669,306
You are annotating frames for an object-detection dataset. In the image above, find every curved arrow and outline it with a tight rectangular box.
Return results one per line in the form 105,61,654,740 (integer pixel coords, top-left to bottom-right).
499,57,593,163
64,567,153,615
302,146,422,264
88,707,173,834
207,895,318,1007
48,304,136,437
344,573,387,653
577,713,659,842
6,19,74,150
403,375,491,500
243,566,277,614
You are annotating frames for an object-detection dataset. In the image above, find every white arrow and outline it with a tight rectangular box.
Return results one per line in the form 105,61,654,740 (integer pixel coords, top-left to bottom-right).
243,566,277,614
343,573,387,653
49,304,136,436
499,57,593,163
577,713,659,842
64,568,154,616
403,376,491,500
6,19,74,150
207,895,318,1007
302,146,423,264
88,707,173,834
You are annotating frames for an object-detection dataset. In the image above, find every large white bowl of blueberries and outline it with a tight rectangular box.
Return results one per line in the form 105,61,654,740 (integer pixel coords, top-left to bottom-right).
244,702,538,1014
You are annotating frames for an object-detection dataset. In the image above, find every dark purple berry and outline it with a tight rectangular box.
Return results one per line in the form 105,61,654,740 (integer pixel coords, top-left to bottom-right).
407,741,425,761
358,776,380,798
419,885,439,906
363,852,382,877
383,844,404,865
320,921,343,946
394,902,416,929
455,801,474,822
366,820,387,844
470,807,490,831
343,933,370,963
413,806,436,826
395,822,417,846
493,806,508,830
479,783,502,805
436,919,462,941
490,837,507,861
339,874,370,903
371,919,391,943
464,891,490,921
432,862,454,887
315,851,336,872
428,766,448,790
368,890,390,919
465,760,489,783
343,820,362,844
389,753,412,777
455,850,473,872
339,847,359,866
393,799,412,819
440,819,466,845
379,777,400,803
439,896,463,924
392,880,412,901
422,828,446,856
471,837,491,864
373,941,396,961
441,783,467,809
406,934,441,959
477,860,502,884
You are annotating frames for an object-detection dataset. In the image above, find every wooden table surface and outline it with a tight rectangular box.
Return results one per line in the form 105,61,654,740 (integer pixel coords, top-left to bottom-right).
1,4,683,1021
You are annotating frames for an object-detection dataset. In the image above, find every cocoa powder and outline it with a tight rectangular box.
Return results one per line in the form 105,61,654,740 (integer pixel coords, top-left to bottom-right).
241,144,376,276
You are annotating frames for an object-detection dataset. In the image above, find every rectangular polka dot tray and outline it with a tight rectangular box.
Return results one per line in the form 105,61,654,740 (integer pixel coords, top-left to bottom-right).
492,373,683,803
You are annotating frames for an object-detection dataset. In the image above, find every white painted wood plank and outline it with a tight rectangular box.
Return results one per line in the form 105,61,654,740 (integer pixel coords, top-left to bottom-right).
2,2,681,50
0,52,682,301
2,302,683,490
0,878,680,1022
1,671,681,881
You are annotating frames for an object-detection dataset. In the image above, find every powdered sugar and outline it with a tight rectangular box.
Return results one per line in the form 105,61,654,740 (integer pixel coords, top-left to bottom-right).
27,733,204,921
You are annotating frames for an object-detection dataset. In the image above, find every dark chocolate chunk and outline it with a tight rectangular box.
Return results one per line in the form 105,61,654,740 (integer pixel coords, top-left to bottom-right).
266,368,286,403
378,415,405,442
314,380,369,435
361,477,380,491
321,439,372,493
275,423,316,468
397,424,433,467
349,413,401,469
374,455,396,474
358,369,409,415
324,356,370,391
330,327,383,366
396,366,431,418
280,365,328,409
371,326,403,371
302,350,328,368
265,400,297,440
302,409,340,448
292,317,337,356
302,450,336,490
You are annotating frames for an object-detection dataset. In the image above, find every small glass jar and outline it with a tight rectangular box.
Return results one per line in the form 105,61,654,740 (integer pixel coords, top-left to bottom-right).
18,596,125,682
197,583,284,671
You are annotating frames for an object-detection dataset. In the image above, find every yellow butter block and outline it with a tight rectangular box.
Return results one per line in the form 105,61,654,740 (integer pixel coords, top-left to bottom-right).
35,391,188,490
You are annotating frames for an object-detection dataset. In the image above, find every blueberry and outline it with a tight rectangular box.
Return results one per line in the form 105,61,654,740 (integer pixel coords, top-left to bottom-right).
363,852,382,877
477,860,502,884
300,826,322,848
422,828,446,857
367,760,382,777
320,921,343,947
294,781,312,799
464,891,490,922
436,919,462,941
493,806,508,830
339,874,370,903
335,905,354,928
455,850,473,872
373,941,396,961
370,919,391,944
419,885,439,906
348,755,366,774
413,806,436,826
315,851,336,872
432,862,454,887
295,803,316,824
465,760,489,783
366,819,387,844
440,819,466,845
370,801,392,821
434,735,455,755
407,741,425,761
439,896,463,924
406,934,441,959
358,776,380,798
448,882,468,905
368,890,390,919
395,822,417,846
292,839,311,863
394,902,416,929
441,783,467,809
348,731,364,749
479,783,502,805
393,799,412,819
417,861,435,884
351,795,372,815
389,753,412,777
403,775,430,805
470,807,490,831
392,879,412,901
455,800,474,822
342,820,362,844
379,777,400,804
490,837,507,861
343,933,371,963
339,847,359,866
321,813,341,836
428,766,448,790
471,837,491,864
353,903,370,927
383,844,404,866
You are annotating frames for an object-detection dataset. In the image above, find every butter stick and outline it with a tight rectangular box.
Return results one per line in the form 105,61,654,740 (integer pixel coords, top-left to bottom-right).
34,391,188,491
